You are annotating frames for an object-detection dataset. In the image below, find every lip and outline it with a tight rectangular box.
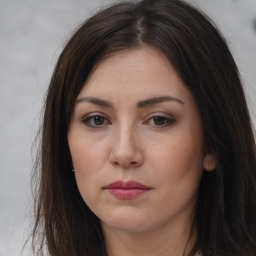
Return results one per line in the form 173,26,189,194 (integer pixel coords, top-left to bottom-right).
104,180,152,199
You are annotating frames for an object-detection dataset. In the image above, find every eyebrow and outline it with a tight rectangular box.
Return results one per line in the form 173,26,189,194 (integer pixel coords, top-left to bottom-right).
76,96,184,108
137,96,184,108
76,97,113,108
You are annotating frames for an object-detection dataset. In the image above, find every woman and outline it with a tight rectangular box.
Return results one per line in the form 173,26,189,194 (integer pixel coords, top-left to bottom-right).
31,0,256,255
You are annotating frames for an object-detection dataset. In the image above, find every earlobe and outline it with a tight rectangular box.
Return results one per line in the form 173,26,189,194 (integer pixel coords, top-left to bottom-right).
203,153,217,172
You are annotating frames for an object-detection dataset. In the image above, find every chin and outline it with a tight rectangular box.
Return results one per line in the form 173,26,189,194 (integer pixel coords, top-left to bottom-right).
99,208,155,233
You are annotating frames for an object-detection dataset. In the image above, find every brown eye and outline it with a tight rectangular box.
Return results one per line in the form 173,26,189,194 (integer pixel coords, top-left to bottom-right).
82,115,110,128
94,116,105,125
144,115,175,127
153,116,167,126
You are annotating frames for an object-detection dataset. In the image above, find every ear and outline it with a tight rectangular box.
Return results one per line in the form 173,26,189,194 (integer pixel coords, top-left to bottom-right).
203,152,217,172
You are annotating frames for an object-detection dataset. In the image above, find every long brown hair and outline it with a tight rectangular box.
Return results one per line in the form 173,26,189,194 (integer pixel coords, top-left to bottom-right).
31,0,256,255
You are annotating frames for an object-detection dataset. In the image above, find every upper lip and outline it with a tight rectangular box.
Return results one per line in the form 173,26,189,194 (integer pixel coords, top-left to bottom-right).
104,180,151,189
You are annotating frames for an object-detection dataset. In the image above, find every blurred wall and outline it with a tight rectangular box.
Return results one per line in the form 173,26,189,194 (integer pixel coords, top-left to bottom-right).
0,0,255,255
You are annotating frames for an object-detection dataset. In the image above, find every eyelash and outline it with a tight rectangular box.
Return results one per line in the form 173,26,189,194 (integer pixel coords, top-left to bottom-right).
81,114,111,128
81,114,175,128
143,115,175,127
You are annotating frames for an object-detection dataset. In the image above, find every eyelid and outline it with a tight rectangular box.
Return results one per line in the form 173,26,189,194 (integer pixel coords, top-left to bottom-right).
79,112,175,129
80,112,111,128
143,112,175,126
143,112,174,120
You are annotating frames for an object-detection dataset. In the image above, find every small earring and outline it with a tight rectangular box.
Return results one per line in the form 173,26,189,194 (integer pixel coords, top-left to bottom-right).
72,169,75,172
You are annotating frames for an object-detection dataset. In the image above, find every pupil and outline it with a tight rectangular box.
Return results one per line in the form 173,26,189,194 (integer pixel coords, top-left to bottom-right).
154,116,165,125
94,116,104,125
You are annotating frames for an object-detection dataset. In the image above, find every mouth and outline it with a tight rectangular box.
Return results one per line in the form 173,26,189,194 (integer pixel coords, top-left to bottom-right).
104,180,152,199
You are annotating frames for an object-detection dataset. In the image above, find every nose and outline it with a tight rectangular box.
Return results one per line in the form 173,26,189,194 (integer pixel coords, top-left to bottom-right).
109,124,144,168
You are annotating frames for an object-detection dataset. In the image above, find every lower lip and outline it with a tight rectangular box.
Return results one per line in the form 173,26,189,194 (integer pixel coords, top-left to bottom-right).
106,188,150,199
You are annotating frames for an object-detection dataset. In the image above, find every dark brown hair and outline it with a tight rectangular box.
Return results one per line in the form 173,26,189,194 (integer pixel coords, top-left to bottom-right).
31,0,256,255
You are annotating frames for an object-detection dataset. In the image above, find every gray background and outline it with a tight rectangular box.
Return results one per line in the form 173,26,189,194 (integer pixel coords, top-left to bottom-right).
0,0,255,255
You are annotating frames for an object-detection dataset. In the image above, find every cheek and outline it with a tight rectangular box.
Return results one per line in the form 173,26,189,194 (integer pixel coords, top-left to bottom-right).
72,155,102,211
147,128,204,195
68,136,110,204
150,134,203,172
147,137,203,214
69,133,108,171
68,137,93,185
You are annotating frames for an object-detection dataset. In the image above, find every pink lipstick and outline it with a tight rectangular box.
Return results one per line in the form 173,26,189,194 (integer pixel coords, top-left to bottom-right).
104,180,151,199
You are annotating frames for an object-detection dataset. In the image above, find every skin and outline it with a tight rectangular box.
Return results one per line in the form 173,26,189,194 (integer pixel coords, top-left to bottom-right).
68,46,216,256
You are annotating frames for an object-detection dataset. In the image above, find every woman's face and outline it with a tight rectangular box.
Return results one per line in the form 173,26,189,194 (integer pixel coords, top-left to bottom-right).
68,47,215,234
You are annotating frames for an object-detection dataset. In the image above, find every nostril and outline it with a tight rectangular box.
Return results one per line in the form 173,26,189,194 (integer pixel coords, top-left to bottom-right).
113,161,119,166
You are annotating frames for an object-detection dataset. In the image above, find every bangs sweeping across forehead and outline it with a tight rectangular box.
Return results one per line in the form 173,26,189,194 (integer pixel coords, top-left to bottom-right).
32,1,256,255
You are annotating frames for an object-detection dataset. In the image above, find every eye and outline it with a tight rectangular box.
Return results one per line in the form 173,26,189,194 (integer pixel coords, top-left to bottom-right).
81,115,110,128
144,115,175,127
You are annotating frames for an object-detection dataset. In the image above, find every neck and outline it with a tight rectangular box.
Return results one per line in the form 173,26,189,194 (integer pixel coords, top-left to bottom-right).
102,217,196,256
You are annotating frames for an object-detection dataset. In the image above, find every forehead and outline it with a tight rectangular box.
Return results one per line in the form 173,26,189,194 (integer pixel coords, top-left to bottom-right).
78,46,190,103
